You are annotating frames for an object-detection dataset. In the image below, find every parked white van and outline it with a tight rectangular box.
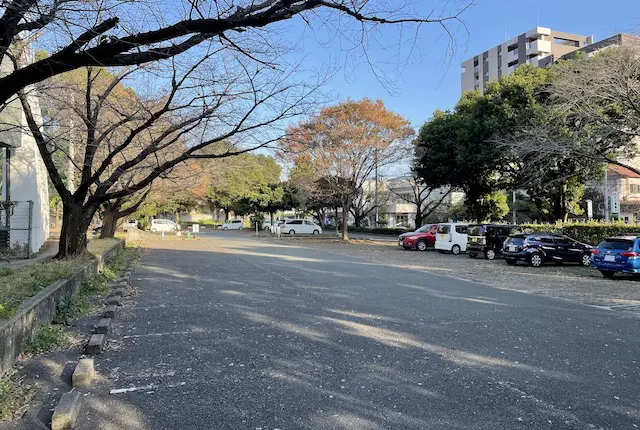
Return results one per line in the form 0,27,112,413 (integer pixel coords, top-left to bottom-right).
150,218,180,233
435,223,469,255
222,219,244,230
282,219,322,235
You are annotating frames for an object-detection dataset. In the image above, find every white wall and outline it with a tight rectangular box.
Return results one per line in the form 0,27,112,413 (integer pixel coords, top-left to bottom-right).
7,89,49,253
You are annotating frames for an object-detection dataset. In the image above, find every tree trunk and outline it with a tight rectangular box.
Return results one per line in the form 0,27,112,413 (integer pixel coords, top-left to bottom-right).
224,208,230,221
353,212,362,228
341,196,351,241
100,209,118,239
415,205,423,230
57,201,94,258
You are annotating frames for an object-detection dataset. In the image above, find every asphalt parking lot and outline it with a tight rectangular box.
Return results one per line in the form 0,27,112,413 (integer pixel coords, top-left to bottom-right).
289,238,640,315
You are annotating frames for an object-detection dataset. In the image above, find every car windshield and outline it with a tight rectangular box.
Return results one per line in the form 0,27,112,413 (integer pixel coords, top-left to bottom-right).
598,240,634,251
469,226,485,236
437,225,450,234
415,224,431,233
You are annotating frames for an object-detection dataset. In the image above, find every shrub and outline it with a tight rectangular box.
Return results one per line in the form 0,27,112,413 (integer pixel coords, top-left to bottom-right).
24,325,72,355
522,221,640,246
348,226,408,236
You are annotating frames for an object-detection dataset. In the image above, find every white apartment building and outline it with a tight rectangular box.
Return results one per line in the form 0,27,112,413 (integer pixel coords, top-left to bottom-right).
461,27,592,94
359,177,464,228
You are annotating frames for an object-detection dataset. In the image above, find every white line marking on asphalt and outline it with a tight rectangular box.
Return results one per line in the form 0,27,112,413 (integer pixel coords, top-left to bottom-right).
123,331,191,339
110,382,186,395
110,385,156,394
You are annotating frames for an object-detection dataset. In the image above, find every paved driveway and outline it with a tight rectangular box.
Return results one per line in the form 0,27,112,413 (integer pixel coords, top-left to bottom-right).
77,232,639,429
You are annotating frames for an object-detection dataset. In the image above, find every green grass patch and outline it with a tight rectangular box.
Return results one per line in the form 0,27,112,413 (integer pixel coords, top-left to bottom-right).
0,238,126,320
0,258,88,319
0,372,35,422
23,325,72,356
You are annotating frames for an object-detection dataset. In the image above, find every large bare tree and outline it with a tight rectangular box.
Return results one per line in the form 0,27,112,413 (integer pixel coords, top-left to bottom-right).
0,0,472,106
500,42,640,177
15,50,316,257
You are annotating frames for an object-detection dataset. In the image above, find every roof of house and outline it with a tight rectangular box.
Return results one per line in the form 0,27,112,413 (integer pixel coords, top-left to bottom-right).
608,164,640,178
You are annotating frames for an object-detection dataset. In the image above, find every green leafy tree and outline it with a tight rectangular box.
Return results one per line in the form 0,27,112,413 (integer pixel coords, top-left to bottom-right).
205,153,282,221
416,65,599,222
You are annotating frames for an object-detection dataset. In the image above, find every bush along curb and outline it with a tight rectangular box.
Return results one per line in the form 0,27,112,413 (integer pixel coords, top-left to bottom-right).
51,259,135,429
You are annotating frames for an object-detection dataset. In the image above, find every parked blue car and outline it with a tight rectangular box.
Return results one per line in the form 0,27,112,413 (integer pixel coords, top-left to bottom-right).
591,236,640,278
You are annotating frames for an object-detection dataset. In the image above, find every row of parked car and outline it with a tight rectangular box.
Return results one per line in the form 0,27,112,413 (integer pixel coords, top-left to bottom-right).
219,218,324,234
398,222,640,279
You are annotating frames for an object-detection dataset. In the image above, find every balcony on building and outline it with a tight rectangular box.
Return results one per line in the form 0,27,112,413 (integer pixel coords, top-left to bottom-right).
527,39,552,55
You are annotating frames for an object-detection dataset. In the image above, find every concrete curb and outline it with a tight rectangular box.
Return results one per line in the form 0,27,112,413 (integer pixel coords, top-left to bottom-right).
0,240,124,376
86,334,105,355
48,251,138,429
95,318,111,334
72,358,95,389
102,305,117,319
51,391,81,430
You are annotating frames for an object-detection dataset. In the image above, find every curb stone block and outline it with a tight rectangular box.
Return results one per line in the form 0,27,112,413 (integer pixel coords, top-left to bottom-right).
95,318,112,334
72,358,95,388
86,334,105,355
51,391,82,430
111,288,124,297
102,305,117,318
105,296,121,306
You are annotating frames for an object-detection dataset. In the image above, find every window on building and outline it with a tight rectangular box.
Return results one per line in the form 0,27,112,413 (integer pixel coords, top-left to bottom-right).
507,60,518,68
507,43,517,52
554,37,579,47
630,184,640,194
473,57,479,67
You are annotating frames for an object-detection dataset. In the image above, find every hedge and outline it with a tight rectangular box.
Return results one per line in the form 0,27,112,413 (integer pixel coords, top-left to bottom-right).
522,221,640,246
347,226,409,236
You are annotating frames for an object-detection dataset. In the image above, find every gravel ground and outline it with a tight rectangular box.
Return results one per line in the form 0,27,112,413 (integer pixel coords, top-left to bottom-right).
289,238,640,314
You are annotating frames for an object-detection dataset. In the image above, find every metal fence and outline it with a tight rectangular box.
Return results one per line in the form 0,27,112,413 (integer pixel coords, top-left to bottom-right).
0,200,33,259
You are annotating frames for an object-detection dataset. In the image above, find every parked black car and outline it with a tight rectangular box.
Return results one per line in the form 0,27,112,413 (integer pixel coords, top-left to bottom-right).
467,224,523,260
502,233,592,267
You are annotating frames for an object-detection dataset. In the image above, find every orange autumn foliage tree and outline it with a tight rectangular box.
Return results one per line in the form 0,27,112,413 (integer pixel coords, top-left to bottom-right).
280,99,414,240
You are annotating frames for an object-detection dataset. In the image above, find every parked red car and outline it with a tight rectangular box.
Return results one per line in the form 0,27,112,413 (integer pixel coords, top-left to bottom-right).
398,224,438,251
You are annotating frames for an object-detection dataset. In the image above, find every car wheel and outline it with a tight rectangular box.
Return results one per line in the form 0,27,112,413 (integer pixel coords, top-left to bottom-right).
289,230,295,235
505,259,517,265
468,252,478,258
528,253,543,267
580,253,591,267
600,270,616,279
416,240,427,251
313,230,320,235
486,249,496,260
151,228,157,233
451,245,461,255
223,227,228,230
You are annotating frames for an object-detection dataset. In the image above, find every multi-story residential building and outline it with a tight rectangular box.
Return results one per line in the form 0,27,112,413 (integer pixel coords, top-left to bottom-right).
461,27,592,94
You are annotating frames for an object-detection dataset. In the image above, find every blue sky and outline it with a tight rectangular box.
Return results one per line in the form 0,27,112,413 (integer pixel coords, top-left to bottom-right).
289,0,639,129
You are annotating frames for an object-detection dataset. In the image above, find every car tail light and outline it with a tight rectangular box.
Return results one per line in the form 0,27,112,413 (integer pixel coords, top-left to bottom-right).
591,249,600,255
620,251,638,257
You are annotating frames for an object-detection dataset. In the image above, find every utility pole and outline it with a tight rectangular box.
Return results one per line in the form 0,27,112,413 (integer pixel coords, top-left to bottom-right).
512,190,516,224
374,149,379,226
604,163,610,222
